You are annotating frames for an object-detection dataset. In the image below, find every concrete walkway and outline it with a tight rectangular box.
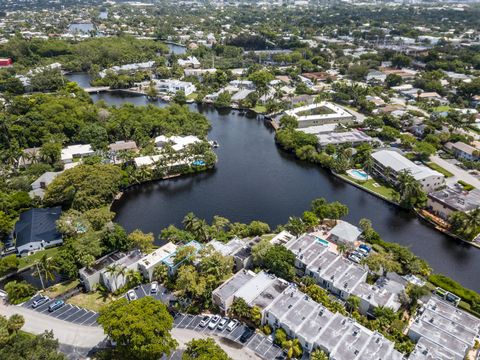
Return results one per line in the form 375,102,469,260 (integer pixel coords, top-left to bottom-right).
430,155,480,189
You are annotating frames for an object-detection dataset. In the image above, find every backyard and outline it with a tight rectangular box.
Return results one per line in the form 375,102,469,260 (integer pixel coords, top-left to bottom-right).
339,173,398,202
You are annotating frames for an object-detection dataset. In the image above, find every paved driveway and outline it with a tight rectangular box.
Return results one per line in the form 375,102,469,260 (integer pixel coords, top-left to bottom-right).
173,313,285,360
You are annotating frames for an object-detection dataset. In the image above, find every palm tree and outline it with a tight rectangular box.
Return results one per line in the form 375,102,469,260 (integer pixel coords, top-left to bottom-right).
105,264,121,291
33,255,59,289
463,208,480,240
182,212,198,233
310,349,329,360
396,170,425,208
152,263,168,283
282,338,303,359
126,269,142,288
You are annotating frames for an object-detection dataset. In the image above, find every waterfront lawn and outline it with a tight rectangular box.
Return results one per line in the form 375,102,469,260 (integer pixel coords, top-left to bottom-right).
17,247,60,269
252,105,267,114
42,280,79,298
340,174,398,201
425,162,454,178
67,291,117,312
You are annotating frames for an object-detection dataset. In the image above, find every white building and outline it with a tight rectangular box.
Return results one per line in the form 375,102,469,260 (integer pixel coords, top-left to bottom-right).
154,79,196,95
285,102,357,128
154,135,201,151
371,149,445,193
138,242,177,281
177,56,201,68
99,61,155,78
61,144,94,164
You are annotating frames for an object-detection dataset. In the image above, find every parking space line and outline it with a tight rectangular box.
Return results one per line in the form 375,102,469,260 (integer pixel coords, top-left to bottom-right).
245,333,260,347
63,309,86,322
79,312,97,325
51,305,72,318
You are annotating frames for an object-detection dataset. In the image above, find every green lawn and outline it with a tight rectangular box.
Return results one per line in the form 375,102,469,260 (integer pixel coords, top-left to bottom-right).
67,291,117,312
18,247,60,269
340,174,398,201
252,105,267,114
426,162,454,178
433,105,451,112
41,280,79,298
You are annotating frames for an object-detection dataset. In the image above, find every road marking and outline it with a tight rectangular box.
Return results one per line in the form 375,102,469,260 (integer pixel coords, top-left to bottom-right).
51,305,72,318
79,312,97,326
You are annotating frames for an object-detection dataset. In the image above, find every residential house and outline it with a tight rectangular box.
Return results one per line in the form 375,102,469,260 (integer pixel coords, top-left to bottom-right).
284,102,357,129
61,144,94,164
446,141,480,161
154,79,196,96
14,207,63,256
177,56,201,68
79,251,129,292
100,250,143,292
427,186,480,220
328,221,362,246
29,171,62,199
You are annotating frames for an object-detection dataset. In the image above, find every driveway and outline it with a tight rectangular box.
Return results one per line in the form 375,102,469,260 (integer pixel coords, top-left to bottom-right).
430,155,480,189
0,300,106,359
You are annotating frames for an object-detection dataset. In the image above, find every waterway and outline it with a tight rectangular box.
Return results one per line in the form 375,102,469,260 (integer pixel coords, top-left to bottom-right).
67,73,480,292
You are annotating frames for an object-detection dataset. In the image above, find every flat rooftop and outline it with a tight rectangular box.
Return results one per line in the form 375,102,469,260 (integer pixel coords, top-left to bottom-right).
249,278,289,310
80,252,126,276
428,187,480,213
409,337,460,360
234,271,277,305
138,242,177,269
212,270,255,303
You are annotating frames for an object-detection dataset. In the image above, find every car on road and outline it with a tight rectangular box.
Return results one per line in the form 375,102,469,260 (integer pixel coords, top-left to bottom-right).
208,315,221,329
127,290,138,301
48,300,65,312
32,295,49,308
217,317,229,331
240,327,255,343
199,315,211,327
227,319,239,332
150,281,159,294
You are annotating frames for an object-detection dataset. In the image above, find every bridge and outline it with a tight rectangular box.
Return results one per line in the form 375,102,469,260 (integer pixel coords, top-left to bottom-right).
83,86,110,93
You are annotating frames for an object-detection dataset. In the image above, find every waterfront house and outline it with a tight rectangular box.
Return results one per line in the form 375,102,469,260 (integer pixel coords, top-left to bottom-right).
427,186,480,220
371,149,445,193
328,221,362,246
154,135,201,151
14,207,63,256
177,56,201,68
153,79,196,96
161,240,203,275
212,270,403,359
284,102,357,129
316,130,374,148
137,242,177,281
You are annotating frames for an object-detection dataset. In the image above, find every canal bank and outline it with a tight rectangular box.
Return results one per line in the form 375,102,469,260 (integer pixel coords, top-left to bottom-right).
67,73,480,293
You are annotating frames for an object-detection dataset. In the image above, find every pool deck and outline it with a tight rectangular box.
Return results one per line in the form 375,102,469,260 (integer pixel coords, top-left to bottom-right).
310,230,338,253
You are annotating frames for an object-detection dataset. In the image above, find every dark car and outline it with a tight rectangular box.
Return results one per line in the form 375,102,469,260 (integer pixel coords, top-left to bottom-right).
48,300,65,312
239,327,255,343
32,295,49,309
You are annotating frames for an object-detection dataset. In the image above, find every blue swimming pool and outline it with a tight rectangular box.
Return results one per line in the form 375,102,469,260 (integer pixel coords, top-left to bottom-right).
316,237,329,247
192,160,206,166
351,169,368,180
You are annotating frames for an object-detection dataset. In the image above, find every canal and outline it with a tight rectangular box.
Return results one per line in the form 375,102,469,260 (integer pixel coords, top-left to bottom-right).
68,73,480,292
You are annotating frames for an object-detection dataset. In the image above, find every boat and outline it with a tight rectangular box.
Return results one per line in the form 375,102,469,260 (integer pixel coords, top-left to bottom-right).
209,140,219,148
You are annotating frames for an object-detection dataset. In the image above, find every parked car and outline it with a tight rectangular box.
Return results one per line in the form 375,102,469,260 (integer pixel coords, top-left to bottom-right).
359,244,371,252
352,250,365,258
227,319,239,332
48,300,64,312
217,317,229,331
357,248,369,256
208,315,221,329
150,281,159,294
32,295,49,309
199,315,211,327
127,290,138,301
240,327,255,343
348,254,361,264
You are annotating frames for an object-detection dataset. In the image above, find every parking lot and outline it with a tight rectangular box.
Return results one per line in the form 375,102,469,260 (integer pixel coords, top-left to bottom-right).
22,296,99,327
126,283,176,304
173,314,285,360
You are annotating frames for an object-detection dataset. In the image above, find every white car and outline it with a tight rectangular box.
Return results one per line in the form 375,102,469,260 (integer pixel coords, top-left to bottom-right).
127,290,138,301
199,315,211,327
227,319,239,332
208,315,221,329
217,317,229,331
150,282,159,294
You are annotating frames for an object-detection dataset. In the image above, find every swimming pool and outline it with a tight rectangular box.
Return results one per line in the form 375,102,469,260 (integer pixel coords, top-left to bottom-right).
316,237,329,247
192,160,206,166
347,169,369,181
